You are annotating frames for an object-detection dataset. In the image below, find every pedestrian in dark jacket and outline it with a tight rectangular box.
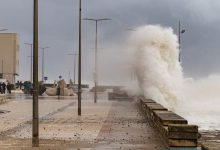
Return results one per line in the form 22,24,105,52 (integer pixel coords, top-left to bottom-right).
7,83,11,94
19,81,23,90
0,82,2,94
2,82,6,94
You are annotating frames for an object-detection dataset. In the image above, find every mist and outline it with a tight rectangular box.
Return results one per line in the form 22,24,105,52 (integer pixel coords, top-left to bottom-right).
130,24,220,130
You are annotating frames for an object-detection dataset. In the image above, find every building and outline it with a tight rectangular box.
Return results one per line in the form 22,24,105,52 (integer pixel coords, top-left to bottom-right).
0,33,19,84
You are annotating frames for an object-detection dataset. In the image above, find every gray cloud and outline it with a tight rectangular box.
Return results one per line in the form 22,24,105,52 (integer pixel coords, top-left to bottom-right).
0,0,220,84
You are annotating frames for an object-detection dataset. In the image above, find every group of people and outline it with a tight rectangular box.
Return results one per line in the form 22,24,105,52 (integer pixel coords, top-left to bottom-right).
16,81,23,90
0,82,12,94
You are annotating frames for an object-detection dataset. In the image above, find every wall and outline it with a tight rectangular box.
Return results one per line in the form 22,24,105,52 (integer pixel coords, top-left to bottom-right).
0,33,19,84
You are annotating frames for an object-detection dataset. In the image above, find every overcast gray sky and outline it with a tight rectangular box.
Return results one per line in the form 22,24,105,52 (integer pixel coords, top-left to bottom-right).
0,0,220,84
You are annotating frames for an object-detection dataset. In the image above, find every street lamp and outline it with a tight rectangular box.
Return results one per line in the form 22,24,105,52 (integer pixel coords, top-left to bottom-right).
83,18,111,103
39,46,49,82
32,0,39,147
178,20,185,62
67,53,78,85
24,43,33,82
78,0,82,116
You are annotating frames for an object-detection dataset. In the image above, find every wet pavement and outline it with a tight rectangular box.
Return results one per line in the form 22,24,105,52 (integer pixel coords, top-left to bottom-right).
0,92,166,149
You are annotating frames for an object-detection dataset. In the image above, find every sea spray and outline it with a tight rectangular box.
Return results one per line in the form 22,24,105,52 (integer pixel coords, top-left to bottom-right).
178,75,220,130
130,24,220,130
131,25,183,110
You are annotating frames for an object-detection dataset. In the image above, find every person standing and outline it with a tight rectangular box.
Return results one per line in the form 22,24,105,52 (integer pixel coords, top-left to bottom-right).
19,81,23,90
2,82,6,94
6,82,11,94
16,81,19,89
0,82,2,94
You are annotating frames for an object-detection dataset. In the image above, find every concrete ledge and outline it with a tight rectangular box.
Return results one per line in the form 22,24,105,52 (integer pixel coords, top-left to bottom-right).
139,97,200,149
154,111,188,125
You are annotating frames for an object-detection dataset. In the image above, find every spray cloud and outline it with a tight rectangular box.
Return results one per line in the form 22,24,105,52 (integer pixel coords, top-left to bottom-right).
131,25,183,109
130,25,220,130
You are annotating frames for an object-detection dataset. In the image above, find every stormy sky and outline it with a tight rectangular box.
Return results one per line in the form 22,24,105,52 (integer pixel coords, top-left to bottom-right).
0,0,220,84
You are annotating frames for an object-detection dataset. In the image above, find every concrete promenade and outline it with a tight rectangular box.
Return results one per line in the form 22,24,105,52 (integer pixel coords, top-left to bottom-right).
0,92,166,149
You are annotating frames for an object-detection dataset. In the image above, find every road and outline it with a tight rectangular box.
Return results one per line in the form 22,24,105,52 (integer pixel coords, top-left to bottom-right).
0,92,166,150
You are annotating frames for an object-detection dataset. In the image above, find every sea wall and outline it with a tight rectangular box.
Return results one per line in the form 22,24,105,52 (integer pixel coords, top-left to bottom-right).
138,96,200,150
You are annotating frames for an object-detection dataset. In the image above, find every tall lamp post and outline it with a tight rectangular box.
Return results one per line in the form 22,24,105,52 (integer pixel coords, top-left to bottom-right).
84,18,111,103
32,0,39,147
178,21,185,62
24,43,33,82
39,47,49,82
78,0,82,116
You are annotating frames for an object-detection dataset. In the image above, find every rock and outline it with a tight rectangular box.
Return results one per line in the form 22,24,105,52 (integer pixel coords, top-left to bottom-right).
45,87,57,96
45,87,77,96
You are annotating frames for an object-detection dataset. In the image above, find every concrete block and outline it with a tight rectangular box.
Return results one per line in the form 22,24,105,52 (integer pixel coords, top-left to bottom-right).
169,139,197,147
154,111,188,125
168,124,198,133
139,97,199,149
169,132,198,140
141,98,156,104
145,103,168,111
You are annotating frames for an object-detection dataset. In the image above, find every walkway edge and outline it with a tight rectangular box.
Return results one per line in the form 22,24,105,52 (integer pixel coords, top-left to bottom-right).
138,96,201,150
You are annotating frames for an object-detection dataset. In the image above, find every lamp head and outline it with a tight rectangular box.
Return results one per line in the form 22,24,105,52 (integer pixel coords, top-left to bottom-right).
181,29,185,34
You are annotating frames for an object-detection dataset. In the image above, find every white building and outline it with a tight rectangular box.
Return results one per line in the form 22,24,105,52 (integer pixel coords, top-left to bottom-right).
0,33,19,84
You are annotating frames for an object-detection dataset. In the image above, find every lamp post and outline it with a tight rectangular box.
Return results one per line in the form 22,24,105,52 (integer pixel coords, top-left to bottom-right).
39,47,49,82
178,21,185,62
67,53,78,85
24,43,33,82
83,18,111,103
78,0,82,116
32,0,39,147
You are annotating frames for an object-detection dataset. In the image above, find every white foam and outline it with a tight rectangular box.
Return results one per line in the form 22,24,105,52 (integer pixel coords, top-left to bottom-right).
131,25,220,130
